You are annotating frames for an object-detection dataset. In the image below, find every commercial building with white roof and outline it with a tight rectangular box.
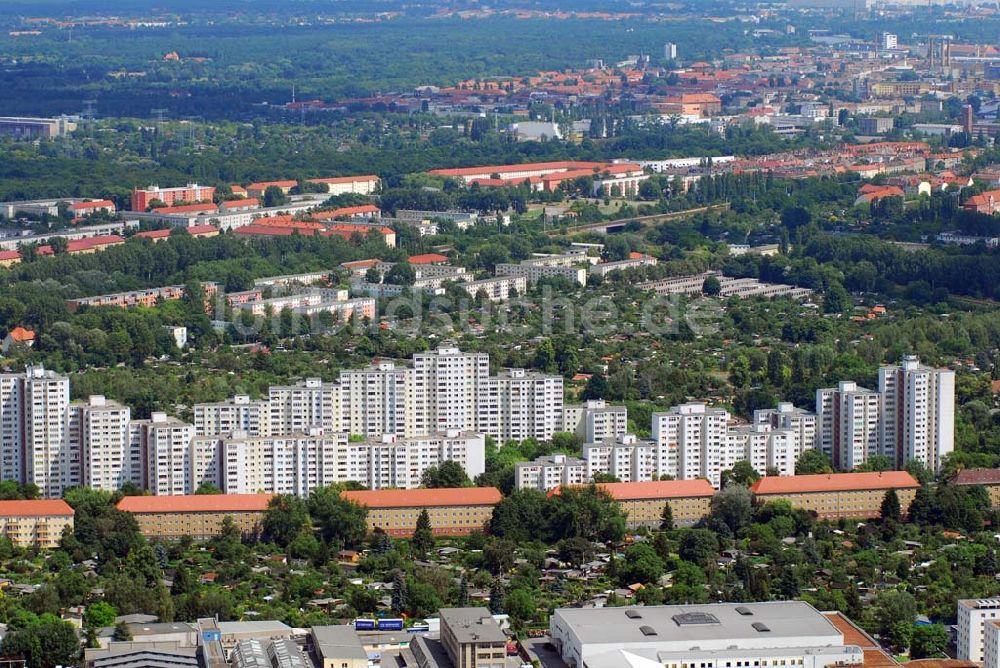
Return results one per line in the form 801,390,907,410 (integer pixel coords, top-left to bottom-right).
550,601,863,668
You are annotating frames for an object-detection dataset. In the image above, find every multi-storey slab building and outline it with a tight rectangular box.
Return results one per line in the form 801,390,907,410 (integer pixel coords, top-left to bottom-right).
342,487,502,537
750,471,919,520
0,499,74,548
116,493,272,541
816,382,880,471
878,355,954,472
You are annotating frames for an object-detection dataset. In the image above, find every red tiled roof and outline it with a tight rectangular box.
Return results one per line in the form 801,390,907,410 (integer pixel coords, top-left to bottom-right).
246,180,297,190
234,225,309,237
953,468,1000,486
187,224,218,235
312,204,380,219
407,253,450,265
751,471,919,495
117,493,273,514
152,203,217,215
37,235,125,255
135,229,172,240
594,479,716,500
341,487,502,508
7,326,35,342
0,251,21,261
429,160,604,178
219,198,260,210
342,258,384,270
323,224,393,237
307,175,380,184
0,499,73,517
70,199,115,211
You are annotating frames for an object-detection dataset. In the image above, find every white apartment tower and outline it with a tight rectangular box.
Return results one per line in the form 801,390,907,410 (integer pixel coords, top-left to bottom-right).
24,365,74,498
958,598,1000,664
562,400,628,443
651,403,730,482
878,356,954,473
193,395,272,437
269,378,344,435
816,382,880,471
75,396,134,492
339,362,415,438
132,413,196,495
478,369,563,442
412,346,489,433
0,372,25,483
754,402,818,456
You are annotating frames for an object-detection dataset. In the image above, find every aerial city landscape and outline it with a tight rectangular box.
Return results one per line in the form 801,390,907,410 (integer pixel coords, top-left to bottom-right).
3,0,1000,666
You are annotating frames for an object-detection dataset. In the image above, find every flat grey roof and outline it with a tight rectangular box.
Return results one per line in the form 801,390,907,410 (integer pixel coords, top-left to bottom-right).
440,608,507,644
553,602,841,645
218,621,292,635
312,625,369,661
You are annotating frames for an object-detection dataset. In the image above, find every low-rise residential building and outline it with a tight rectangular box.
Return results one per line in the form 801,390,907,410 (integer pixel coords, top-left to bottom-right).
342,487,502,537
0,499,74,548
953,468,1000,506
591,479,715,528
749,471,919,520
116,493,272,541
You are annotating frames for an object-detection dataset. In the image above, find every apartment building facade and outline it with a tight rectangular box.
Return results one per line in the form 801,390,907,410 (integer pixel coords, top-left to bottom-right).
816,382,880,471
878,356,954,472
0,499,74,548
116,493,272,541
342,487,502,537
750,471,919,520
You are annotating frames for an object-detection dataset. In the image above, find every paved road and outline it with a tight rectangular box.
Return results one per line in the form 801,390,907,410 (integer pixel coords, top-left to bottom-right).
522,636,569,668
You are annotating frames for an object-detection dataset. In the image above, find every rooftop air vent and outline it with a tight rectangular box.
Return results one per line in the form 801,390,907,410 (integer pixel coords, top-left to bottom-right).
752,622,771,633
640,626,658,636
735,606,753,616
625,610,643,619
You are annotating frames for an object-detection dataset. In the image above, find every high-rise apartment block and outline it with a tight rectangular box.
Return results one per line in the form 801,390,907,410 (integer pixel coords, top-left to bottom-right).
816,381,880,471
878,356,954,472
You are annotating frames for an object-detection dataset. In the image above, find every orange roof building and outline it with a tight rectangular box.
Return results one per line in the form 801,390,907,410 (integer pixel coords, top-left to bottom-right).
117,493,273,541
407,253,450,265
36,235,124,256
342,487,502,537
594,479,715,528
0,499,74,548
750,471,920,520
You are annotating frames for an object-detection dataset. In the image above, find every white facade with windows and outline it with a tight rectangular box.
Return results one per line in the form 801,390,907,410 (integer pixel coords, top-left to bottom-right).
958,599,1000,663
878,356,954,472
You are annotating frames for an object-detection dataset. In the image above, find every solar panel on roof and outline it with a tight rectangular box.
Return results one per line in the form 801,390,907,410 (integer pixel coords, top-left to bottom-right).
672,612,720,626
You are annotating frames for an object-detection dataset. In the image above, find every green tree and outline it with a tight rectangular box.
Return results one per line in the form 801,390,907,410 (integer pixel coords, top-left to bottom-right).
262,495,309,547
84,601,117,629
308,486,368,548
262,185,289,208
910,624,949,659
391,571,408,614
505,588,536,627
618,543,666,585
721,461,760,488
880,489,901,522
488,578,506,614
659,502,674,531
113,621,133,641
412,509,434,558
874,590,917,653
2,617,81,668
708,485,753,537
420,461,472,488
702,275,722,296
795,449,833,474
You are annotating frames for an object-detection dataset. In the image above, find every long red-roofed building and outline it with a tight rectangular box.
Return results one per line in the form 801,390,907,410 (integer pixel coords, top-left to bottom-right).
551,479,716,528
750,471,920,519
117,493,273,541
342,487,502,537
0,499,74,548
37,234,125,256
